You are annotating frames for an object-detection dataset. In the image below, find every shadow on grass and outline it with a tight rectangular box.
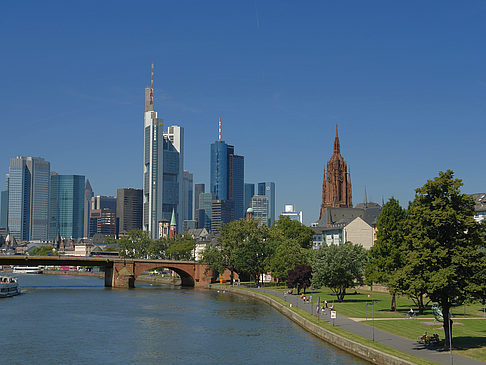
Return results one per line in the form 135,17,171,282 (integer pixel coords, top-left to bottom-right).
452,336,486,351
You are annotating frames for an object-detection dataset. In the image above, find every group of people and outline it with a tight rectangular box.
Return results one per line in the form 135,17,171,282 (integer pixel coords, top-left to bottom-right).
419,331,440,345
316,300,334,314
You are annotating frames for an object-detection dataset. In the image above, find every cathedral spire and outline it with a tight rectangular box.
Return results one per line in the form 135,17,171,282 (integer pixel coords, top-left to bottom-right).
333,124,340,154
363,185,368,209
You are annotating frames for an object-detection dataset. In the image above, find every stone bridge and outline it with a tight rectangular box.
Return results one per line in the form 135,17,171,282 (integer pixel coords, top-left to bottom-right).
0,255,217,288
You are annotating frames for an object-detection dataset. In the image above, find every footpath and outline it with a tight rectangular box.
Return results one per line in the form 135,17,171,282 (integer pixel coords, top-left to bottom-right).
253,287,484,365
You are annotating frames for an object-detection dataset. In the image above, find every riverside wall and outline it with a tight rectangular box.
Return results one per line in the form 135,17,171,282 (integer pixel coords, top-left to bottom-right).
213,285,416,365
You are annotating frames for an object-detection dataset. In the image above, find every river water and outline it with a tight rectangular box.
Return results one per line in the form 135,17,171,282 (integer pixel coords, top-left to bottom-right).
2,273,367,364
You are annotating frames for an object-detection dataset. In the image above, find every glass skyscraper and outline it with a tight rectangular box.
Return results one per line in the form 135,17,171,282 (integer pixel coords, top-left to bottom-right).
244,183,255,212
0,190,8,235
251,195,269,226
183,171,193,221
257,182,276,226
49,174,85,239
7,156,50,241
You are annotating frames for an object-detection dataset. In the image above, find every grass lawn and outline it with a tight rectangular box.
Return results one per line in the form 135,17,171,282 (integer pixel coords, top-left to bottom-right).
361,318,486,362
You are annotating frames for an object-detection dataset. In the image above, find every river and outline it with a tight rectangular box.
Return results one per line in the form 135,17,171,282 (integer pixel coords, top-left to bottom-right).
2,273,368,364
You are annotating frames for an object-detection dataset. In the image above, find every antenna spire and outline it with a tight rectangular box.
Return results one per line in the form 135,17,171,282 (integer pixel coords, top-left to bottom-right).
150,62,154,105
218,117,222,141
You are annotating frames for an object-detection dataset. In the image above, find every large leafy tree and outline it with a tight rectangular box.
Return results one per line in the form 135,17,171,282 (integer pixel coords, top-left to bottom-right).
116,229,152,259
398,170,484,349
271,216,314,249
365,197,406,311
268,239,310,282
312,242,368,302
167,235,196,260
286,264,312,294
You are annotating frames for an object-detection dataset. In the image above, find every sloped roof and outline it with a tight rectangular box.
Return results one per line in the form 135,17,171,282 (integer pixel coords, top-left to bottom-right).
313,206,382,233
471,193,486,212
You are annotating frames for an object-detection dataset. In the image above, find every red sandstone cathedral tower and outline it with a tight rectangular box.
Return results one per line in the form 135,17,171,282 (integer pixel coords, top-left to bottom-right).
319,125,352,218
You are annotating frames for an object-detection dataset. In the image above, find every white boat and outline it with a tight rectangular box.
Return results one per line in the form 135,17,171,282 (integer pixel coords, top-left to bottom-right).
0,276,20,297
12,266,43,274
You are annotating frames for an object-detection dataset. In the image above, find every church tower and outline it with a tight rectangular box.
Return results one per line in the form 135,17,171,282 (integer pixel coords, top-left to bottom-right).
319,125,352,218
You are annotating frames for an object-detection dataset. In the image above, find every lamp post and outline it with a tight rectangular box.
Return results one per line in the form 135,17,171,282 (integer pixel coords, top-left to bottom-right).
448,312,453,365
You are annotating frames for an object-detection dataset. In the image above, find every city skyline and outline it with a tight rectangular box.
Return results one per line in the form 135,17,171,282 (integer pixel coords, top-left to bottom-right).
1,2,485,225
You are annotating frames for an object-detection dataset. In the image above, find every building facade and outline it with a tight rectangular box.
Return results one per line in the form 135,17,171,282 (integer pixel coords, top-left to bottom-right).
198,192,213,230
83,179,93,238
210,199,234,233
7,156,50,241
244,183,255,213
257,182,275,226
251,195,269,226
89,209,116,237
49,174,85,240
280,204,303,223
91,195,116,211
194,183,205,227
319,125,352,218
116,188,143,234
0,190,7,235
142,69,184,239
183,171,193,221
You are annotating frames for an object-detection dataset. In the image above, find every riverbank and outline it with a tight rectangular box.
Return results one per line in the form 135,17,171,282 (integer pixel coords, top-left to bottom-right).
212,285,485,365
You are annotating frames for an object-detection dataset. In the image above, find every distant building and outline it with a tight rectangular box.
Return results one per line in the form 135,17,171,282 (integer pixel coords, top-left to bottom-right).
142,66,184,239
257,182,275,226
91,195,116,211
210,199,234,233
0,190,8,235
116,188,143,234
280,204,303,223
244,183,255,212
183,171,193,221
182,220,196,232
251,195,269,226
7,156,50,241
89,209,116,237
49,174,85,240
198,192,213,230
158,219,170,239
83,179,93,238
471,193,486,223
194,183,205,227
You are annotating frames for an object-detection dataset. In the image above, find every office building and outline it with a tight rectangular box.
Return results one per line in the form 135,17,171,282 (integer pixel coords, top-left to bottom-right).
281,204,303,223
91,195,116,211
7,156,50,241
142,65,184,239
210,118,244,221
49,174,85,240
116,188,143,234
257,182,275,226
89,209,116,237
198,192,213,230
0,190,8,235
251,195,269,226
210,199,234,233
183,171,193,221
83,179,93,238
194,183,205,227
244,183,255,212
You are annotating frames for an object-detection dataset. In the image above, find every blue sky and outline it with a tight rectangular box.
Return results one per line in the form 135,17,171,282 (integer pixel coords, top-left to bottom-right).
1,1,485,224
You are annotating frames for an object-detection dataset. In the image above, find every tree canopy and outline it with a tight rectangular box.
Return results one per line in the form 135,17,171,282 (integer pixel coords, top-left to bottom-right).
271,215,314,249
312,242,368,302
286,264,312,294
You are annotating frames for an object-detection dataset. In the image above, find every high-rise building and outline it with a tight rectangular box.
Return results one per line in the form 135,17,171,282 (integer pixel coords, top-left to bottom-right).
319,125,352,218
257,182,276,226
210,118,244,221
83,179,93,238
7,156,50,241
281,204,303,223
142,64,184,239
116,188,143,234
198,192,213,230
251,195,269,226
0,190,8,235
183,171,193,221
210,199,234,233
91,195,116,211
89,209,116,237
244,183,255,212
194,183,205,227
49,174,85,240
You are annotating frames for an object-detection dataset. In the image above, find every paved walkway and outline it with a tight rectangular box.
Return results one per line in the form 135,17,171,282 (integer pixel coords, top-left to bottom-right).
254,288,485,365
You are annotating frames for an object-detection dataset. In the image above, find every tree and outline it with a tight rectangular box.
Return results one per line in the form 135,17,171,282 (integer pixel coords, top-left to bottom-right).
148,238,169,259
365,197,406,311
271,216,314,249
117,229,152,259
286,264,312,294
29,245,54,256
167,235,196,260
312,242,368,302
398,170,484,349
268,239,310,282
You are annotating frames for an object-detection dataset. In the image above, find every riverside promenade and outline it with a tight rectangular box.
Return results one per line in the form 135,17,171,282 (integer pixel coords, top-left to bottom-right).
254,287,484,365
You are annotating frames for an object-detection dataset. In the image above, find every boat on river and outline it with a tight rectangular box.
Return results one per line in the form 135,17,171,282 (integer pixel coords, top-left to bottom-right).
12,266,43,274
0,276,20,297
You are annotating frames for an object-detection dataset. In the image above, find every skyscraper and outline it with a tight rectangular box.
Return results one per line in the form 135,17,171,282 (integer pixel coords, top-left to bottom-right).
91,196,116,211
198,192,213,230
194,183,205,227
0,190,8,235
251,195,269,226
211,199,234,233
116,188,143,234
257,182,276,226
210,118,244,222
244,183,255,212
49,174,85,240
319,125,352,218
182,171,193,221
142,64,184,239
83,179,93,238
7,156,50,241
